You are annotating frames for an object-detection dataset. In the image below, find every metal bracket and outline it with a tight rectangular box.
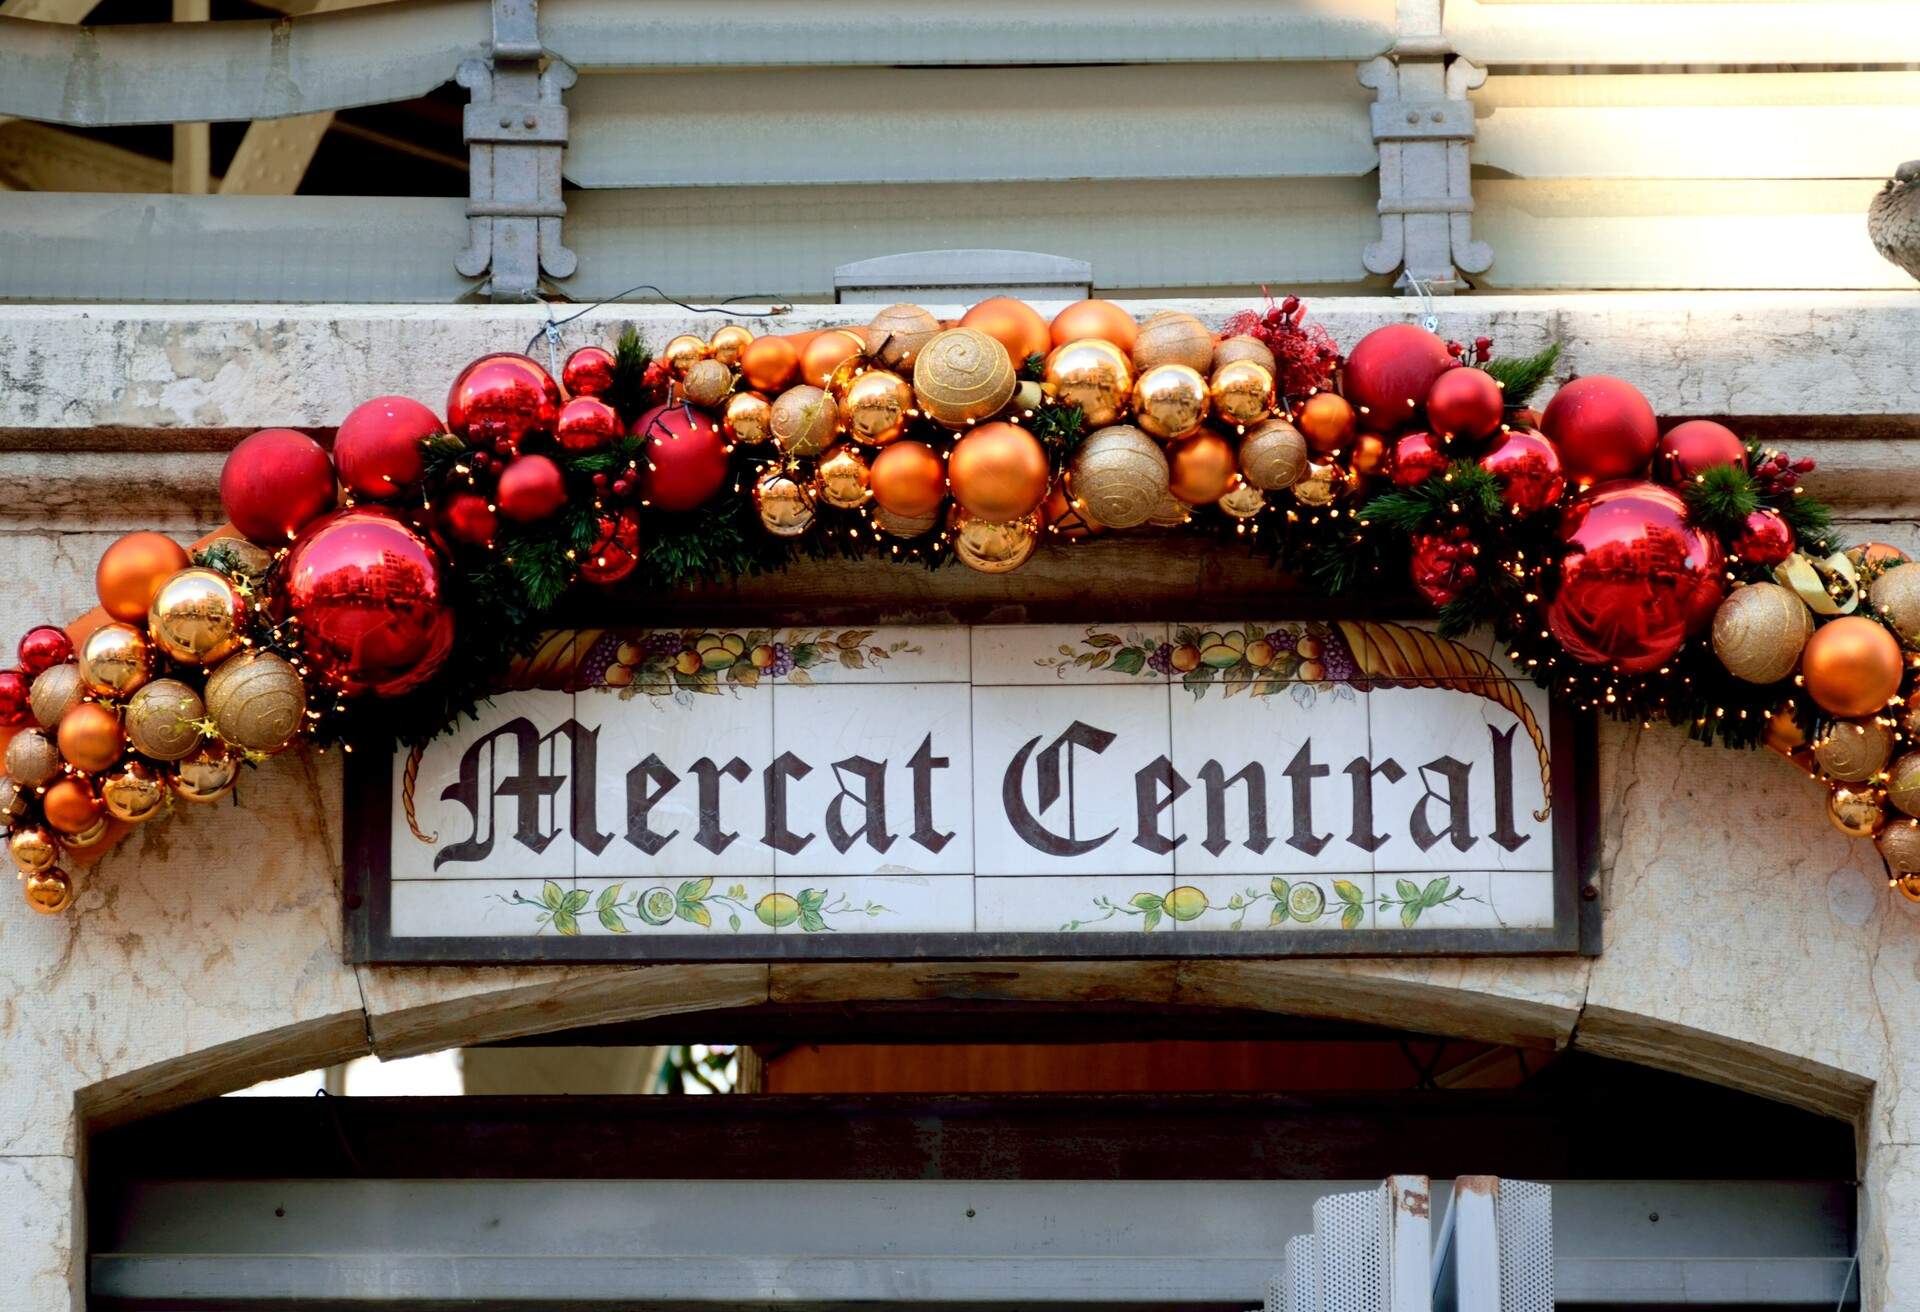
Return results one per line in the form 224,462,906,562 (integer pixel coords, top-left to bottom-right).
1359,51,1491,295
1370,100,1475,142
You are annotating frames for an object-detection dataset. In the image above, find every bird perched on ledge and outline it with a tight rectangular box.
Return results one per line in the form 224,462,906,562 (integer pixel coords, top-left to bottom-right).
1869,160,1920,283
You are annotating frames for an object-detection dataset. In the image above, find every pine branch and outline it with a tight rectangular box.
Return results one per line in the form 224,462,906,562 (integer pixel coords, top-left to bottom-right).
605,324,655,428
1682,464,1760,539
1482,343,1561,412
1028,402,1087,472
1357,460,1503,536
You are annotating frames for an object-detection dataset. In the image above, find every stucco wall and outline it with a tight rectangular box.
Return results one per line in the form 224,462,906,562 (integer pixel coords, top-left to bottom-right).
2,296,1917,1309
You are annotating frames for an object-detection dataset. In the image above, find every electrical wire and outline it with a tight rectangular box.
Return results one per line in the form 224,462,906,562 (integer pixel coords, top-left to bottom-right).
522,283,793,357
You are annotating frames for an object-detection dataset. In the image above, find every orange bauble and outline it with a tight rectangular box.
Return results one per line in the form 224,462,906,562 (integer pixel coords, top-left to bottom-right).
1049,299,1139,352
57,701,125,773
96,531,191,623
740,335,802,393
961,297,1052,368
948,422,1050,522
800,329,868,387
1167,430,1239,505
870,441,949,519
43,777,105,836
1298,391,1357,455
1802,616,1905,717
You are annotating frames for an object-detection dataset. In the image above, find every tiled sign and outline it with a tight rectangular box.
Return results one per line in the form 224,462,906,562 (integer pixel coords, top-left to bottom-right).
344,621,1595,963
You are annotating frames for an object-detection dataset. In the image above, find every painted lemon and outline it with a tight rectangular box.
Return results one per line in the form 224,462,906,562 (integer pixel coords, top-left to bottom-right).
1287,882,1327,922
638,886,678,926
756,892,801,928
1200,644,1242,669
721,634,747,657
1164,885,1209,922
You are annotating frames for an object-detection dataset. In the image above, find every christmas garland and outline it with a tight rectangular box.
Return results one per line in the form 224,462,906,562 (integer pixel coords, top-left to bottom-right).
4,293,1919,921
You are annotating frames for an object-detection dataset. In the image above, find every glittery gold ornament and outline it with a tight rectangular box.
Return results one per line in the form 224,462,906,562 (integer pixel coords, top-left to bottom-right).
1131,364,1210,442
57,700,124,773
813,444,873,511
1879,818,1920,874
22,868,72,915
662,334,709,377
1043,339,1132,430
915,328,1017,429
28,663,84,729
1218,479,1266,520
5,729,60,789
1292,460,1343,508
1130,312,1215,373
1146,491,1193,528
1887,750,1920,817
707,324,754,369
9,824,57,876
1827,782,1886,838
1814,718,1894,783
865,304,941,371
0,776,26,824
1068,425,1169,531
771,385,839,457
1237,418,1309,491
101,758,167,824
723,391,775,446
1209,360,1276,431
125,678,207,762
838,369,914,446
681,358,734,410
1711,582,1813,685
1213,335,1277,375
1868,562,1920,644
171,741,239,803
754,471,816,538
873,505,940,539
1043,478,1104,539
148,566,248,666
204,650,306,754
79,621,153,699
950,508,1039,574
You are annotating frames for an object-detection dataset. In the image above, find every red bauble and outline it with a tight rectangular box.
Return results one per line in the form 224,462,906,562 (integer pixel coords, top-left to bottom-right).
1390,432,1448,487
1409,523,1479,609
563,345,617,399
1654,419,1747,485
282,507,455,698
0,668,29,727
1342,324,1454,433
496,455,568,523
635,402,729,512
1477,429,1566,514
1546,480,1726,674
335,396,439,501
442,492,499,548
1730,507,1795,565
579,507,643,586
1425,366,1503,442
555,396,621,454
220,428,337,544
1540,376,1658,485
446,353,561,455
17,626,73,676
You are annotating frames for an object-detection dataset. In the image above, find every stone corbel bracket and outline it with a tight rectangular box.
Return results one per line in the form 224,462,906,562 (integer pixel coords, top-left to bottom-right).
456,0,577,300
1359,49,1493,295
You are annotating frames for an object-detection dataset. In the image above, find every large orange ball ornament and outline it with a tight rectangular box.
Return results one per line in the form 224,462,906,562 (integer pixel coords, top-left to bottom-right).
948,422,1050,522
1801,615,1905,718
800,329,868,387
740,335,801,393
1049,299,1139,352
43,777,105,836
1298,392,1357,455
97,532,191,623
57,701,125,773
1167,430,1239,505
870,441,949,519
961,297,1052,368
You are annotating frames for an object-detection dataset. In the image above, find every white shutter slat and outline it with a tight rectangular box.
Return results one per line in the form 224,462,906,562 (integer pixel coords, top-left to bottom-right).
1448,0,1920,65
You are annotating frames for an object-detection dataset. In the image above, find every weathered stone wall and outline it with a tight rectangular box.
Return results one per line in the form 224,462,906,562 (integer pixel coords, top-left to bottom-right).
2,296,1917,1309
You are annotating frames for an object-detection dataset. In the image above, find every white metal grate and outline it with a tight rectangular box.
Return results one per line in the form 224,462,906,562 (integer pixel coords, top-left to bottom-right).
1494,1180,1553,1312
1313,1183,1388,1312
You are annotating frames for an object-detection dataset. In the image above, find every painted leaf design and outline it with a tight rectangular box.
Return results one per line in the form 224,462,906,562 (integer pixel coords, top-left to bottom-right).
1130,891,1164,912
788,667,813,686
562,889,592,914
729,665,760,688
541,881,565,911
1333,879,1364,907
837,630,876,650
728,912,742,932
1269,904,1287,926
1422,877,1451,908
1142,908,1163,931
839,649,865,669
676,901,713,928
599,908,630,934
1396,878,1421,904
1341,903,1365,930
799,910,828,933
798,888,827,912
595,884,623,913
1084,633,1122,648
552,910,580,936
1110,648,1146,675
1400,902,1422,929
1270,876,1290,901
679,877,713,902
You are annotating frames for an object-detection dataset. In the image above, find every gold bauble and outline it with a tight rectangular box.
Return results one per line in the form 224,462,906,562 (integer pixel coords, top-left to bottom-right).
681,358,734,410
1292,460,1343,508
101,758,168,824
0,776,26,824
1068,425,1169,531
1237,418,1310,491
125,678,208,762
1213,335,1277,375
707,324,755,368
1764,703,1809,756
1209,361,1277,431
754,471,816,538
1130,312,1215,373
170,741,239,804
42,776,103,835
63,815,109,852
914,328,1017,429
1131,364,1210,442
1827,783,1887,839
1814,718,1894,783
838,369,914,446
202,536,275,580
148,566,248,666
770,385,839,457
1167,430,1238,506
1887,751,1920,817
873,505,941,539
1145,491,1193,528
1043,478,1105,539
865,304,941,371
813,444,874,511
801,329,869,388
723,391,775,446
1043,339,1133,430
96,531,191,623
1803,615,1904,718
1899,873,1920,903
1848,541,1910,586
56,700,124,774
9,824,58,876
79,621,153,698
1711,582,1814,685
204,649,306,754
1298,391,1357,456
949,508,1039,575
22,868,72,915
28,663,85,729
870,440,948,519
1218,479,1266,520
1868,562,1920,644
5,729,60,789
948,422,1050,522
662,333,709,377
1879,819,1920,874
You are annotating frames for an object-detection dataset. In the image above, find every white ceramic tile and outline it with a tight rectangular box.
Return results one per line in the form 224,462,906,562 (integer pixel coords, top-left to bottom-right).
970,623,1171,686
774,874,972,934
391,877,579,937
574,876,775,936
769,683,974,877
1373,869,1496,931
1165,873,1376,933
771,624,971,684
576,685,775,882
390,689,578,883
1488,869,1558,930
970,682,1174,877
1169,675,1372,878
975,874,1175,934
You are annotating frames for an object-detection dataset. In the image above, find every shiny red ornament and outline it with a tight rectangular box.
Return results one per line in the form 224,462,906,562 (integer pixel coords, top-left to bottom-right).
555,396,621,454
17,626,73,676
442,491,499,548
1425,366,1503,442
563,345,618,399
220,428,337,544
1654,419,1747,485
1343,324,1454,433
1730,507,1795,566
496,454,568,523
334,395,439,501
1540,376,1658,485
446,353,561,455
282,507,456,698
579,507,643,586
1389,432,1448,487
1546,480,1726,674
635,402,729,512
1477,429,1566,515
0,668,29,727
1409,524,1479,609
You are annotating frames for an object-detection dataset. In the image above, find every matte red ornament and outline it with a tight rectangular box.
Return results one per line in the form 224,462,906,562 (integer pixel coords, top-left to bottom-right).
282,507,456,698
17,626,73,676
1390,432,1448,487
1730,507,1795,565
1342,324,1454,433
635,402,729,512
563,345,617,399
334,396,438,501
1546,480,1726,674
1409,523,1479,609
555,396,621,454
446,353,561,455
1654,419,1747,485
1477,429,1566,515
496,455,568,523
579,507,643,586
0,668,29,727
1540,376,1659,485
442,492,498,548
1424,366,1503,442
220,428,337,544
